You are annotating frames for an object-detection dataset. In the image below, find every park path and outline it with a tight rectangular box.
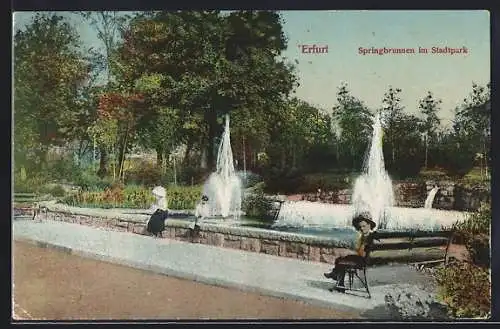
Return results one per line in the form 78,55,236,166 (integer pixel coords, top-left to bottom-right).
13,241,358,320
12,219,434,319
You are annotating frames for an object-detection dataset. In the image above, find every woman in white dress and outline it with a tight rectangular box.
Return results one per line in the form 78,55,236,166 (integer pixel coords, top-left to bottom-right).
145,186,169,237
149,186,168,213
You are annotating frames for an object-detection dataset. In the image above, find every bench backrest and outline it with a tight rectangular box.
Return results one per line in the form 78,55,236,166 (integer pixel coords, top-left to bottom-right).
365,230,454,265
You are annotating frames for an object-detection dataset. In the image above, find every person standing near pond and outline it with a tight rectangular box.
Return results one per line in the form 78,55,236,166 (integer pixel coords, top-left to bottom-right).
323,212,377,293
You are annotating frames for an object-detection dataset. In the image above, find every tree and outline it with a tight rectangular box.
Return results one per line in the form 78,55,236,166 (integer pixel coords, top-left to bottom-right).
94,91,145,181
419,91,442,168
387,113,424,178
115,10,297,171
14,13,89,172
453,83,490,179
134,73,182,169
380,86,405,168
77,11,131,177
332,82,372,170
265,98,332,172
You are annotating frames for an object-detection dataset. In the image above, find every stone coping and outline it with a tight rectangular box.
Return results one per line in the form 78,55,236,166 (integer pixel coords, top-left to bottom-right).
31,201,355,249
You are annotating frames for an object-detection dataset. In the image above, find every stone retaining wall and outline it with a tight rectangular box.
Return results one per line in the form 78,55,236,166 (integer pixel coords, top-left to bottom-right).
296,180,490,211
26,207,354,265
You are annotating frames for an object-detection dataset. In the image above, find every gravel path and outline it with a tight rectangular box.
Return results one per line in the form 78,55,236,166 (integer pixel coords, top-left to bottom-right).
13,241,360,320
13,219,440,318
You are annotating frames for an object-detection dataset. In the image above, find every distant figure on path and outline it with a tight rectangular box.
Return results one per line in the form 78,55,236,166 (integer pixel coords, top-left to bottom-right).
323,212,376,293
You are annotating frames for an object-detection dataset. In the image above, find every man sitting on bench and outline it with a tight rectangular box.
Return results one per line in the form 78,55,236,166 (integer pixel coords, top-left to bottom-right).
323,212,376,293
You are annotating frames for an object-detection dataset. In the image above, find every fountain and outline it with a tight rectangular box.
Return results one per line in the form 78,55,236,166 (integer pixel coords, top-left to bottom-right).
272,112,468,232
203,114,243,219
424,186,440,209
351,111,394,229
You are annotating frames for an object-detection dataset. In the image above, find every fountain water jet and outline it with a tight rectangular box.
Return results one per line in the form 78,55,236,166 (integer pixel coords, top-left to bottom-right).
203,114,242,219
351,112,394,229
424,186,439,209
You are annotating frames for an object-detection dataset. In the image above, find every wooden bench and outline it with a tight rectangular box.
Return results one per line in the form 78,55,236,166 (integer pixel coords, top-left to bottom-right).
13,193,43,220
334,229,454,298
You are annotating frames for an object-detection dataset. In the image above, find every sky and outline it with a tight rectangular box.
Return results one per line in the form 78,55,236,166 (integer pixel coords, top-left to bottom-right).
13,10,490,127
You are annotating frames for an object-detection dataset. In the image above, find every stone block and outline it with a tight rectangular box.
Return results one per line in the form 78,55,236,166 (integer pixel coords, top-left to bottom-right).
298,253,309,260
133,224,146,234
115,221,129,229
260,241,279,255
207,233,225,247
175,228,188,237
198,236,209,245
241,238,261,252
296,243,310,255
166,227,176,239
224,234,240,241
223,238,241,249
320,247,335,255
278,241,288,256
79,216,93,225
105,219,114,227
261,244,279,255
320,254,335,264
309,246,321,262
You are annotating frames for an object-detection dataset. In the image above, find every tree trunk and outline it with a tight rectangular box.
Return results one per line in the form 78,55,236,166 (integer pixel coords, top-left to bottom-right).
156,148,163,168
242,136,246,175
80,140,91,164
206,112,217,171
183,138,193,166
97,146,108,178
424,142,428,169
117,131,128,181
391,141,395,167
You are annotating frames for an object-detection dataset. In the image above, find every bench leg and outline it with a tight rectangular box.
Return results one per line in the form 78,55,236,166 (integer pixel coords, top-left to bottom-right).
359,267,371,298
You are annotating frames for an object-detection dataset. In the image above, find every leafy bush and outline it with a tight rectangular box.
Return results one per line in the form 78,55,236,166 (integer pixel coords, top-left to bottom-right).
40,184,67,197
124,160,162,187
46,158,80,182
166,185,203,210
121,184,155,208
387,155,424,179
434,202,491,318
62,184,204,210
178,166,208,186
264,167,355,194
435,260,490,318
239,171,263,188
242,183,275,221
453,202,490,267
263,167,305,193
13,170,49,193
73,169,113,191
63,183,151,209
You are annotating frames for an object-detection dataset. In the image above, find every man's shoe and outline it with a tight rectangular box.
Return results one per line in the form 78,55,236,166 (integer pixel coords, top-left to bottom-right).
323,270,337,279
334,286,346,293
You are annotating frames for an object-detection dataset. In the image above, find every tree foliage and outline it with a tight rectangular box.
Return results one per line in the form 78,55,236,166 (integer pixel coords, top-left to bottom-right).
13,11,491,190
14,13,90,170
